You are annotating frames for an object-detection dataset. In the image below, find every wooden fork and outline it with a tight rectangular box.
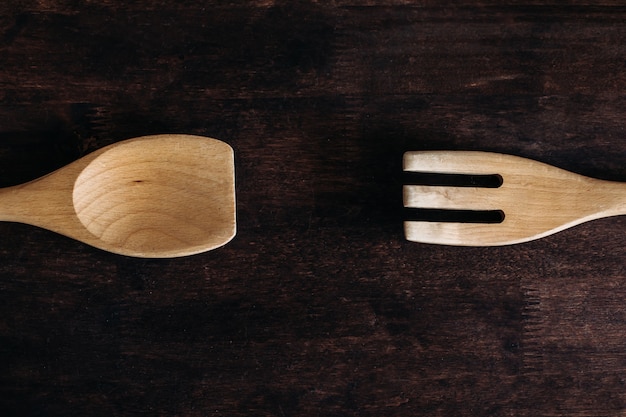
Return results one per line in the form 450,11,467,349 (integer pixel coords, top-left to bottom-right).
403,151,626,246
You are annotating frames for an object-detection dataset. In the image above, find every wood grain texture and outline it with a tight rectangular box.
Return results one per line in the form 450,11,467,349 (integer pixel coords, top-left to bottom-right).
0,2,625,416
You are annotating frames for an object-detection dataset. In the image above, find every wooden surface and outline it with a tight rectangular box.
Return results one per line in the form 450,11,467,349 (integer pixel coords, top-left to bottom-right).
1,2,625,416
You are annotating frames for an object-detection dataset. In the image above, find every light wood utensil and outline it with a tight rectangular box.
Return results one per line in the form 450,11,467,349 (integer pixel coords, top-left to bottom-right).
403,151,626,246
0,134,236,257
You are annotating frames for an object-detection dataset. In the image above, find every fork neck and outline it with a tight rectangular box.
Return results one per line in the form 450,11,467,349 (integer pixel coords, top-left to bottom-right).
600,179,626,217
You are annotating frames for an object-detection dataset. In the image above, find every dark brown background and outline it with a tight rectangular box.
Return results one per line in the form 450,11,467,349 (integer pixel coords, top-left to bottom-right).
1,1,626,416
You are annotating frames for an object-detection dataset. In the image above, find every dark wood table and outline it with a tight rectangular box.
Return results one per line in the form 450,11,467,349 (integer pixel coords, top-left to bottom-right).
1,2,625,416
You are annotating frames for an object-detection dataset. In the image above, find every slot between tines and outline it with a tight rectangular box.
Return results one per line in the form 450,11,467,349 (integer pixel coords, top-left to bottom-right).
404,208,505,224
403,172,503,188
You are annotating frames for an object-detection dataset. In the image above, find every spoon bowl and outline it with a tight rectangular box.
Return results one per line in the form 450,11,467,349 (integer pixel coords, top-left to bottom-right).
0,134,236,257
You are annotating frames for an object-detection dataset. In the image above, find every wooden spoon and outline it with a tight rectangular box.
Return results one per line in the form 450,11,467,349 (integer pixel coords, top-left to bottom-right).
0,134,236,257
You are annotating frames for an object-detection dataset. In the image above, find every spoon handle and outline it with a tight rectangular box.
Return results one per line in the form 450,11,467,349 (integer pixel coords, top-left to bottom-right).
0,175,73,228
0,185,28,223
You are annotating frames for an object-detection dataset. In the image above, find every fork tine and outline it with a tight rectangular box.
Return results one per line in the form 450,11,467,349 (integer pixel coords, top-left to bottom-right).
403,185,500,210
404,151,505,174
404,221,517,246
